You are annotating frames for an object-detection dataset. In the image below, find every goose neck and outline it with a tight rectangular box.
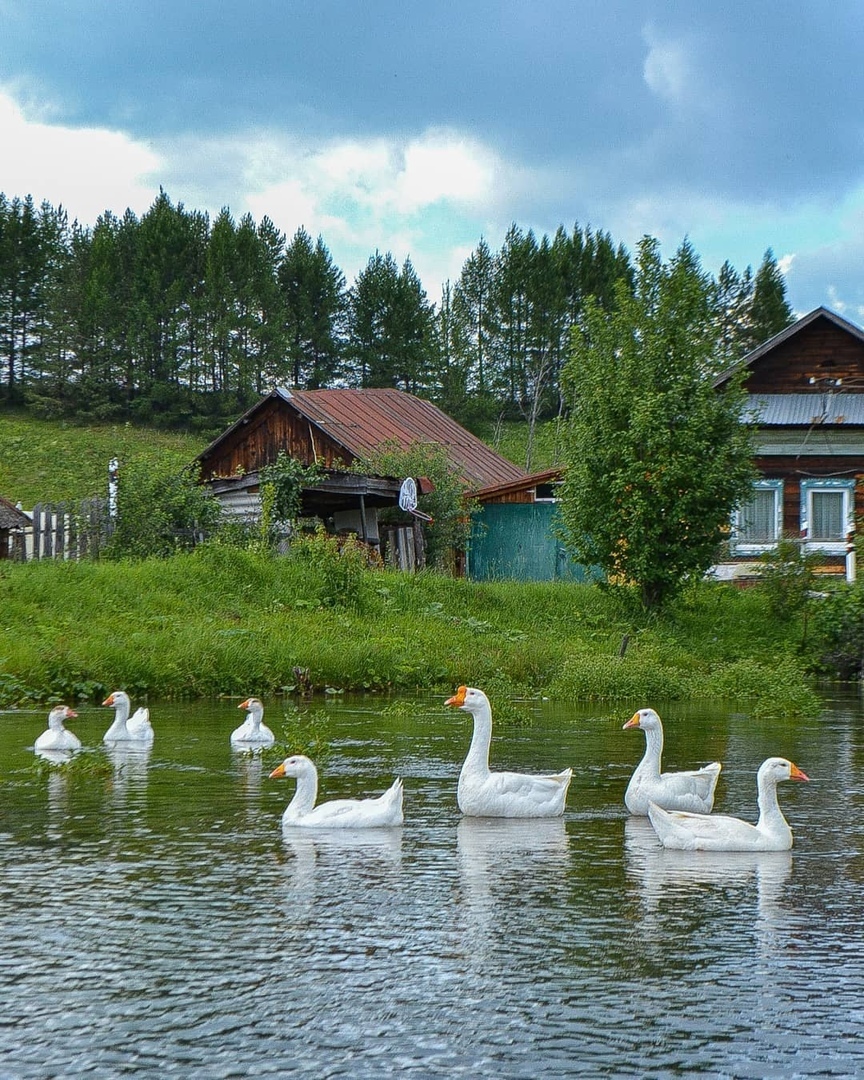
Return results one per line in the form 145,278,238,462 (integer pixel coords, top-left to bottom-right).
756,773,783,825
638,723,664,773
286,767,318,818
463,705,493,775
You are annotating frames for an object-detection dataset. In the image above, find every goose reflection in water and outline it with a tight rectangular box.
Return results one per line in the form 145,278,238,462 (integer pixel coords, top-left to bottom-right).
35,746,77,766
106,742,152,807
280,827,404,903
624,815,793,923
457,817,570,960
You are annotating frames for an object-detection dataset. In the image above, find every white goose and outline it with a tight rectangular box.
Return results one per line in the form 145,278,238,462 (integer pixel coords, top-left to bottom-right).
446,685,572,818
102,690,154,744
623,708,721,815
268,755,404,828
35,705,82,753
647,757,809,851
231,697,275,748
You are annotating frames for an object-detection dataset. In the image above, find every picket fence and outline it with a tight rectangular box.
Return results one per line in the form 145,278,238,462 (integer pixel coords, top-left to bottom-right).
15,499,112,561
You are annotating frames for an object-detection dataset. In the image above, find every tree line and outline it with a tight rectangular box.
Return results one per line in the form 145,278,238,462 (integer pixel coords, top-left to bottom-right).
0,188,793,450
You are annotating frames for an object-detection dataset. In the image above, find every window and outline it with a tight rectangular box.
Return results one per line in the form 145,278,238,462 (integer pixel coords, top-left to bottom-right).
800,479,855,553
732,480,782,553
534,483,560,502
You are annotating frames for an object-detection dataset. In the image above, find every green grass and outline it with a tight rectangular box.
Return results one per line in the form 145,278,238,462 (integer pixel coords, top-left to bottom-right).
0,546,819,717
472,418,567,472
0,409,206,505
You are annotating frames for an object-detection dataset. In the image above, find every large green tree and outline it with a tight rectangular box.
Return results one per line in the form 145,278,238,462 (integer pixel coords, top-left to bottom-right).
559,237,755,610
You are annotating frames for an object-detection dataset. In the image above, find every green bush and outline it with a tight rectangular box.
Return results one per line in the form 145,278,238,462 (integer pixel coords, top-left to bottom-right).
288,526,373,611
107,454,222,559
756,539,819,620
808,584,864,679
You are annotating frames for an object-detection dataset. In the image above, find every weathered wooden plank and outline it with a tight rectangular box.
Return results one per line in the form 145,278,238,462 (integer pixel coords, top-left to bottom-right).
55,504,66,560
31,504,42,560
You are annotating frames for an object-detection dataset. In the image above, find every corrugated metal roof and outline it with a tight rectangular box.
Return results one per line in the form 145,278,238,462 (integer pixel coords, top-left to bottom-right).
0,496,29,529
747,393,864,426
278,388,527,490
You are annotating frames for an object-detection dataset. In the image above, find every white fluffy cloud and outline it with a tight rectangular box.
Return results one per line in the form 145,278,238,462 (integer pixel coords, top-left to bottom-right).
0,84,513,291
0,86,160,221
642,27,692,103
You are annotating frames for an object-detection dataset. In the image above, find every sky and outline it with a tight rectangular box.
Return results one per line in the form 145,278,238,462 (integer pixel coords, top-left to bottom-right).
1,0,863,319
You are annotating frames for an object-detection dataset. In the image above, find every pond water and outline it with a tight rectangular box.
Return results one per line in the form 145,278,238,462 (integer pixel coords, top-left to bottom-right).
2,691,864,1078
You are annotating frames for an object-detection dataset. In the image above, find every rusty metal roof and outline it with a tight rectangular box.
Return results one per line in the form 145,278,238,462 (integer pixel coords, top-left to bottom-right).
0,496,29,529
276,387,526,490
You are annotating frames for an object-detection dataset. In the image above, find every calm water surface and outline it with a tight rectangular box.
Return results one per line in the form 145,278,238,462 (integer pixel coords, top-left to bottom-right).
2,693,864,1078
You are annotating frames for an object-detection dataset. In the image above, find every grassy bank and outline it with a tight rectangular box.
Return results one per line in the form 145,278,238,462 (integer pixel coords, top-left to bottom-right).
0,410,206,505
0,544,820,717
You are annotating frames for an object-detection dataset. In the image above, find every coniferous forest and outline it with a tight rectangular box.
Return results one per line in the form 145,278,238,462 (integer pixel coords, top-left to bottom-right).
0,189,794,441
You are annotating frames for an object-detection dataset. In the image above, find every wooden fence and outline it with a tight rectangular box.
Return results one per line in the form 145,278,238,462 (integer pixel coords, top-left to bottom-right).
14,498,112,561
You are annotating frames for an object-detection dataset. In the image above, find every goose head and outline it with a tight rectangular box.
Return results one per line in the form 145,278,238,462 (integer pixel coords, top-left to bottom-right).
238,697,264,719
269,755,314,780
103,690,130,711
623,707,661,732
758,757,809,784
48,705,77,729
445,686,490,714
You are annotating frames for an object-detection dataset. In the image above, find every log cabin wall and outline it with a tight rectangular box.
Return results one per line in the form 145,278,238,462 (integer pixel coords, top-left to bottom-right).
743,322,864,394
755,456,864,535
199,398,353,480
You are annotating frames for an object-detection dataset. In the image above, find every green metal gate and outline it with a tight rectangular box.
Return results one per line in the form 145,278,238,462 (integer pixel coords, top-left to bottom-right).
467,503,594,582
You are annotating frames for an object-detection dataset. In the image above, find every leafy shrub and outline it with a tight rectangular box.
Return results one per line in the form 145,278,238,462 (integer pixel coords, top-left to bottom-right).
808,584,864,679
107,453,222,559
550,654,692,702
701,656,820,718
352,440,478,571
756,539,819,620
288,526,373,610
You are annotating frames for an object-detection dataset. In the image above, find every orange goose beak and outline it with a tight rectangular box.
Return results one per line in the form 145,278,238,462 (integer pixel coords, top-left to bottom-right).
445,686,467,707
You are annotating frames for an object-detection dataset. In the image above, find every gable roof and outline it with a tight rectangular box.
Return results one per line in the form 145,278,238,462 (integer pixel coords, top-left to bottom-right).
198,387,527,491
473,468,565,503
0,496,29,529
714,306,864,387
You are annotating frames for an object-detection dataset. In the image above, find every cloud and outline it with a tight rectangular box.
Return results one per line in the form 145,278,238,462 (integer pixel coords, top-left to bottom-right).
0,82,517,293
161,125,515,289
0,85,160,221
642,27,692,103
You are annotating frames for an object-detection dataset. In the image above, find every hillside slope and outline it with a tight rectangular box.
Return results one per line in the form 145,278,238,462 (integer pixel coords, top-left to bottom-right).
0,411,207,505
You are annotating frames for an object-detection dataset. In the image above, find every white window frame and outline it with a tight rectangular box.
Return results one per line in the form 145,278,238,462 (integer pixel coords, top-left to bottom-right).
732,479,783,555
800,478,855,555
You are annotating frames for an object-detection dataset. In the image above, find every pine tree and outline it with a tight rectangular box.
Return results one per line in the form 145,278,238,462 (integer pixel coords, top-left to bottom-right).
278,228,347,388
347,252,433,390
451,237,497,412
747,249,794,349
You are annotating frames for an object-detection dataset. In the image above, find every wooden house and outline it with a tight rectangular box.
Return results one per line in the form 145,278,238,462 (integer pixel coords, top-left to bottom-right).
0,496,29,560
713,306,864,582
196,387,526,561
